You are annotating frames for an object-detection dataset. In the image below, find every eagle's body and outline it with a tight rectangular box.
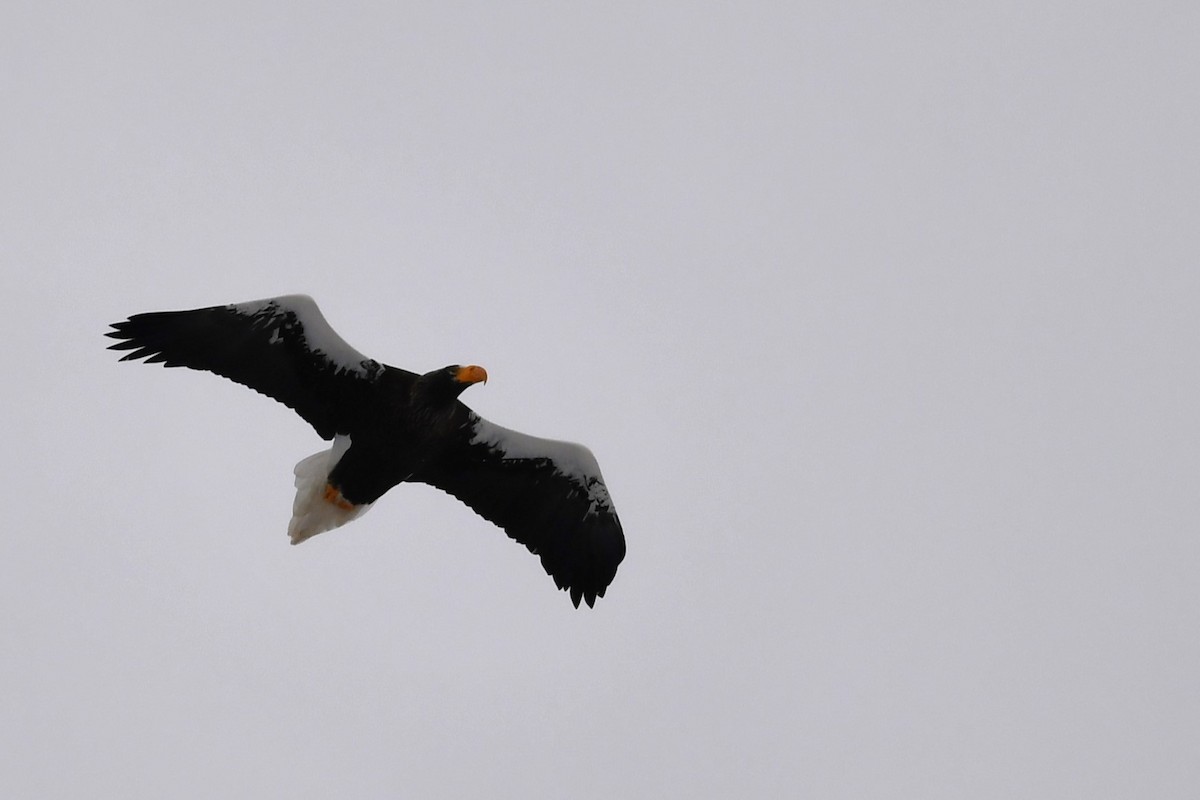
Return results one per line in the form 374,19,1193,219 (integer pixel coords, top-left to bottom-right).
107,295,624,607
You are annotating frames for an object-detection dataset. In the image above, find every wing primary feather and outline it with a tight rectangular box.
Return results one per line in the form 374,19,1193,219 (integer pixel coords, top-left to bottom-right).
106,294,404,438
416,411,625,607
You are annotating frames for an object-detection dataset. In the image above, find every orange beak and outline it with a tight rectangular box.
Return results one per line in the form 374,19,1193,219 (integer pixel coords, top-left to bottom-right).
454,365,488,385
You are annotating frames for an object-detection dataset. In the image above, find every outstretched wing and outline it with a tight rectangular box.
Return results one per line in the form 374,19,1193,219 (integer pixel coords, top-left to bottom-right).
106,294,398,439
417,412,626,607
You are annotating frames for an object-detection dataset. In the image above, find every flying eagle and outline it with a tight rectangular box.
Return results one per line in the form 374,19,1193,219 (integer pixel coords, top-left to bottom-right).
106,295,625,607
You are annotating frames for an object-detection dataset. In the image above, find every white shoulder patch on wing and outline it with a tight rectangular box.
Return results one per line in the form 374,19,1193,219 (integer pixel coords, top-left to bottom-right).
469,417,614,511
232,294,379,378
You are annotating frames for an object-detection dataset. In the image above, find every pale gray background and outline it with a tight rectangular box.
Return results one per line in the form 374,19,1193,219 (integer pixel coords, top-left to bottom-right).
3,2,1198,797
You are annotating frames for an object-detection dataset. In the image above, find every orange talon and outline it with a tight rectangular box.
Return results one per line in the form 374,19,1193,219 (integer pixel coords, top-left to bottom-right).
323,483,355,510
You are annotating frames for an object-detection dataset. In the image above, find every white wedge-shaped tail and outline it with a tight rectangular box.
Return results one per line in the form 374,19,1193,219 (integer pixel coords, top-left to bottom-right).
288,435,374,544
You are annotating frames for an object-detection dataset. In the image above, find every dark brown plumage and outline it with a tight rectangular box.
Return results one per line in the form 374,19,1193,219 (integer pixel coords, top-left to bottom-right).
107,295,624,607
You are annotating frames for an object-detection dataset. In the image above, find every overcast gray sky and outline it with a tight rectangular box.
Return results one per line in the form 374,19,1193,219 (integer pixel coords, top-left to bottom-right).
3,2,1198,797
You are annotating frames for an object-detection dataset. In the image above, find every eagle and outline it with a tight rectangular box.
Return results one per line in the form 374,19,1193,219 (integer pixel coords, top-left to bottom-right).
106,295,625,607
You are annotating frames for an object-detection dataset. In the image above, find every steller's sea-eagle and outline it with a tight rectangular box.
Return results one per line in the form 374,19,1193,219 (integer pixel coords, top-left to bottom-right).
106,294,625,607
